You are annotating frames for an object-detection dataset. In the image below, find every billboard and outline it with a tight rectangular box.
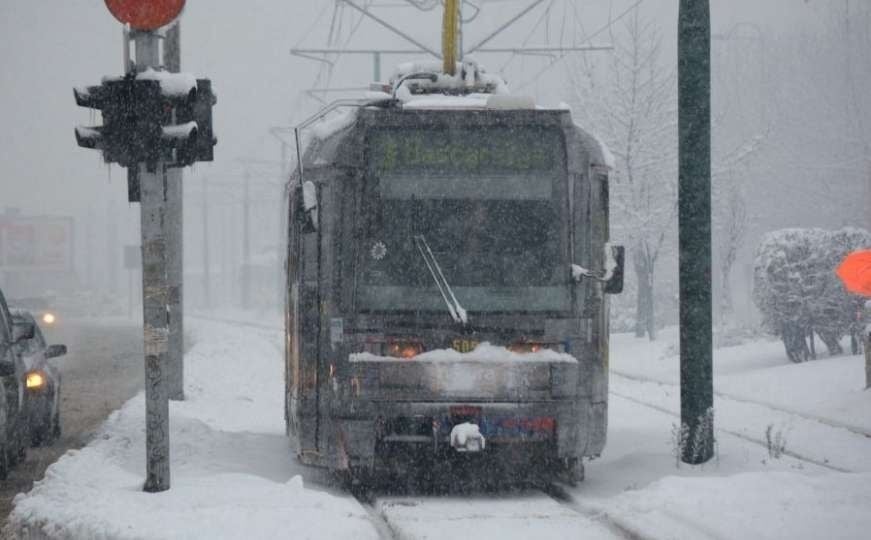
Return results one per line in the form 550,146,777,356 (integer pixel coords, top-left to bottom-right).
0,216,75,272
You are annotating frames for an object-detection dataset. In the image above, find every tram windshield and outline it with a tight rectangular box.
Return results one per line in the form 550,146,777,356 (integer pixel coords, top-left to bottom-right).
356,125,571,313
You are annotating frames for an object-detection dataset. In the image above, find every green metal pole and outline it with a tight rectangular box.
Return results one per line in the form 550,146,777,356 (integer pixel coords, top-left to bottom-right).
678,0,714,464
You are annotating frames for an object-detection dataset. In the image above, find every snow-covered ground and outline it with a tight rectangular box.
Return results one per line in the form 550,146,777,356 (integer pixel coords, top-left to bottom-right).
7,320,379,540
7,320,871,539
573,329,871,539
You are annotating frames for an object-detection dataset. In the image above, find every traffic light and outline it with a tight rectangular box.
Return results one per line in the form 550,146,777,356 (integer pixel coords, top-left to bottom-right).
174,79,217,167
74,72,216,169
74,75,165,168
73,84,108,150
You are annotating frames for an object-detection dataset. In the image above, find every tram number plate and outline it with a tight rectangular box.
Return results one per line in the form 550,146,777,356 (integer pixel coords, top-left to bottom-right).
452,339,479,353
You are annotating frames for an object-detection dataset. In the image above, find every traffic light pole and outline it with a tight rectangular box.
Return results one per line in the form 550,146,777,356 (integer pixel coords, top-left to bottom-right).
164,23,185,401
135,30,172,492
678,0,714,464
76,5,216,494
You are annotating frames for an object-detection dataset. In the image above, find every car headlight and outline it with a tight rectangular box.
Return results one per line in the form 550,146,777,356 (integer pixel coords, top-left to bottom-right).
26,371,46,389
42,312,56,325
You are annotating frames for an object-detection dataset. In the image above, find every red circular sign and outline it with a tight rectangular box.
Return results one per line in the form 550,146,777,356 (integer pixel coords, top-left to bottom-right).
105,0,186,31
837,250,871,297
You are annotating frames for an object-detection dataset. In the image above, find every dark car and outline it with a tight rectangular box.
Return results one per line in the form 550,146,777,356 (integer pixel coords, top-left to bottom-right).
11,311,65,446
0,288,34,478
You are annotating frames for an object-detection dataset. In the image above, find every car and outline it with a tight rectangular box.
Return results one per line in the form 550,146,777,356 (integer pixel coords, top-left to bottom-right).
11,311,65,446
0,288,34,479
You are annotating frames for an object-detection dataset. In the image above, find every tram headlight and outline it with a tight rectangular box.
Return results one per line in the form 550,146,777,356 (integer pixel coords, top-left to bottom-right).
385,341,424,359
42,312,56,325
26,371,46,390
360,340,424,359
508,342,566,354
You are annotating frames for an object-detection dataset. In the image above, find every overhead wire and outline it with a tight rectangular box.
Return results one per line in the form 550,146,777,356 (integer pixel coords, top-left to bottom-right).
404,0,441,10
498,0,555,73
515,0,645,92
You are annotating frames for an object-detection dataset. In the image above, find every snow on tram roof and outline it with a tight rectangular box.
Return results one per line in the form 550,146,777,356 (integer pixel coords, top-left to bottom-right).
390,60,509,96
401,93,538,110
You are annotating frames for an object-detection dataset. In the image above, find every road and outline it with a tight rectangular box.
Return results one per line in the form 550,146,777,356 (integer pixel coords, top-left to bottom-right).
0,319,144,525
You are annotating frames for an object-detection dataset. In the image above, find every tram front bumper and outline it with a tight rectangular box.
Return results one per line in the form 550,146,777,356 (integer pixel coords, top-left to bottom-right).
334,399,587,469
335,353,599,469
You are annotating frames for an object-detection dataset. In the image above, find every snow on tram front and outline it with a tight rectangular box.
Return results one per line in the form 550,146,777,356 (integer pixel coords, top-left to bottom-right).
284,61,623,485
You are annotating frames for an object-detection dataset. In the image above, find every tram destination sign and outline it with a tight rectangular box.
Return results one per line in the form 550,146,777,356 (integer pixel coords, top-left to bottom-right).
370,127,561,175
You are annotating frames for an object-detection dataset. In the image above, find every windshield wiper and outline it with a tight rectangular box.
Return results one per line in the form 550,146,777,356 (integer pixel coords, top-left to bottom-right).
413,235,468,325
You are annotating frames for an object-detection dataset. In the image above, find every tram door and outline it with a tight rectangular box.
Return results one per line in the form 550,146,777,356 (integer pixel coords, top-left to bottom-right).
296,185,322,455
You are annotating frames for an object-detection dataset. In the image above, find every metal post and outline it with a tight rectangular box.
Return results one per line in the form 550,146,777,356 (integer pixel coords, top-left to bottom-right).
135,31,171,493
165,23,181,72
373,52,381,82
678,0,714,464
202,177,211,309
85,211,93,288
864,300,870,389
242,170,251,309
164,22,184,401
128,269,134,320
443,0,459,74
106,201,118,295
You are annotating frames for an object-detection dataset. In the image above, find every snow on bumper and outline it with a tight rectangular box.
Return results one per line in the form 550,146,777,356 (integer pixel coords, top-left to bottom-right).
348,345,579,401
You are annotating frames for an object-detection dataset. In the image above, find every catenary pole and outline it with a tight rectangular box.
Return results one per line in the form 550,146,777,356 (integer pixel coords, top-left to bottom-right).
135,30,172,492
678,0,714,464
164,22,184,401
202,176,211,309
242,169,251,309
865,300,870,389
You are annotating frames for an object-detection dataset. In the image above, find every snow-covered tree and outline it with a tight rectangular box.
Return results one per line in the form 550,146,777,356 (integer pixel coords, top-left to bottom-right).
753,227,871,362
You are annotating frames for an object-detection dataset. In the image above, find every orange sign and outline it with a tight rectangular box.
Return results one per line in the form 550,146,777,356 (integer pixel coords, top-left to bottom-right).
836,250,871,297
104,0,185,31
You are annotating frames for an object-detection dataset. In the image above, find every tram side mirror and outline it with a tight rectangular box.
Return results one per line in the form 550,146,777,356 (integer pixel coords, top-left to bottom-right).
570,244,624,294
295,181,319,233
604,244,625,295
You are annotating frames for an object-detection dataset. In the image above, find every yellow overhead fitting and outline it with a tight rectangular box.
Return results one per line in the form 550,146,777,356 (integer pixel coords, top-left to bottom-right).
442,0,459,75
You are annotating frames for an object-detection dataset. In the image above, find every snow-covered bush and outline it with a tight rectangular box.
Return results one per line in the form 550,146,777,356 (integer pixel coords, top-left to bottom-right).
753,227,871,362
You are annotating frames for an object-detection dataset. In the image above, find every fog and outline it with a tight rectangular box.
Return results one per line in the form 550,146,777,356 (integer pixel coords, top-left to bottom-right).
1,0,867,325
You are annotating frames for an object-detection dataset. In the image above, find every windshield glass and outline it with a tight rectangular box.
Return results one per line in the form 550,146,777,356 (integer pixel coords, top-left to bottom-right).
356,125,571,313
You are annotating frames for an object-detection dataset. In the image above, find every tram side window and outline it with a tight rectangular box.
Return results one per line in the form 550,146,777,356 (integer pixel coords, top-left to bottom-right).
295,184,319,285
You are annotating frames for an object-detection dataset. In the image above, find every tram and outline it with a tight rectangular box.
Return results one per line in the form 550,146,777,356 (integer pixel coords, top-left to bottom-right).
284,61,623,484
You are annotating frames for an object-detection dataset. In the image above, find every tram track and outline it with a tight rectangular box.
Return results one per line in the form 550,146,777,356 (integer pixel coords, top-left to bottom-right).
353,493,400,540
612,370,871,439
358,482,651,540
609,388,853,473
540,482,646,540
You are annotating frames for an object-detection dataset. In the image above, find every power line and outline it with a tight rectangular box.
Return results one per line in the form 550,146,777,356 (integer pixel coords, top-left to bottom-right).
515,0,645,92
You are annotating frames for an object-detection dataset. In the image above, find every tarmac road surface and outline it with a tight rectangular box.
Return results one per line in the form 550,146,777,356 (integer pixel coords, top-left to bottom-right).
0,318,145,528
